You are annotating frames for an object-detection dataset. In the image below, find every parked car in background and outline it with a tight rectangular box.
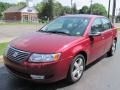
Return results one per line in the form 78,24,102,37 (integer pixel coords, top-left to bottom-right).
4,15,117,83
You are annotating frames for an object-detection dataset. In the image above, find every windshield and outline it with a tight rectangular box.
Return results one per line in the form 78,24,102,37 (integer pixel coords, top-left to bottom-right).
40,17,90,36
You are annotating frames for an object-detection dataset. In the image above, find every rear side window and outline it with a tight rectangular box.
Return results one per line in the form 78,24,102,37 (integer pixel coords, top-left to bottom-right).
91,18,103,33
101,18,112,31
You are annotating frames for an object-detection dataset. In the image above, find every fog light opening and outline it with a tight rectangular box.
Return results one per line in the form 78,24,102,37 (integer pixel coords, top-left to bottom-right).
30,75,45,80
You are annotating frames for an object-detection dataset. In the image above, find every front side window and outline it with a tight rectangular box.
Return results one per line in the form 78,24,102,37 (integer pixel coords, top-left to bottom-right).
40,17,90,36
101,18,112,30
90,18,103,33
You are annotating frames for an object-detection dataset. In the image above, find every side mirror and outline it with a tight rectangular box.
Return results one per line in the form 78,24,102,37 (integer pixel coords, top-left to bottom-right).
89,32,101,37
89,32,101,41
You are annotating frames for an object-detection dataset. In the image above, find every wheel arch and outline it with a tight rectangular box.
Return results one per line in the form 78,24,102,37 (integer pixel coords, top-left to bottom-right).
114,37,117,42
75,51,88,65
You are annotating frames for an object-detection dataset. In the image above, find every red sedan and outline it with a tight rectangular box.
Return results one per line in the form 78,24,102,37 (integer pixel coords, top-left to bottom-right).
4,15,117,83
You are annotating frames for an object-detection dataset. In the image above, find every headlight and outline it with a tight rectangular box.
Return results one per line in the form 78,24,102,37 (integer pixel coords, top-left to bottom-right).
29,53,61,62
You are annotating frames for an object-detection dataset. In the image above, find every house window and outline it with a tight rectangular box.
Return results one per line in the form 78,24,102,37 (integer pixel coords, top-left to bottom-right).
23,15,28,21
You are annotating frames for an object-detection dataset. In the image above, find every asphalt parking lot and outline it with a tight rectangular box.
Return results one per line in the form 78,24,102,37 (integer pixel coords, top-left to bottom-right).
0,35,120,90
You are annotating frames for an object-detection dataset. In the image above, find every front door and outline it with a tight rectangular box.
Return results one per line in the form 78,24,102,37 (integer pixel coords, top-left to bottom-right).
89,18,105,63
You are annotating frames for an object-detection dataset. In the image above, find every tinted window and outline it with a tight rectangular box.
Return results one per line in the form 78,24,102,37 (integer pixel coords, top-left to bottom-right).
102,18,112,30
91,18,103,33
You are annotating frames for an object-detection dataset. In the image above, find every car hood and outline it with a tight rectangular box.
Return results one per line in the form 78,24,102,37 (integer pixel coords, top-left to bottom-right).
10,32,83,53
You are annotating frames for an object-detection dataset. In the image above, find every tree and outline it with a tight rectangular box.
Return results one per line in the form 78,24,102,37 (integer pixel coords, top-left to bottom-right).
36,0,63,19
41,0,54,20
62,6,71,15
90,3,107,16
17,2,26,7
36,2,44,13
0,2,12,18
53,1,63,17
72,3,77,14
79,6,89,14
79,3,107,16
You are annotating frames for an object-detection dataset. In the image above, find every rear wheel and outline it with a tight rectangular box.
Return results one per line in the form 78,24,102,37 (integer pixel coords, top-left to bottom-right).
67,54,85,83
107,40,116,57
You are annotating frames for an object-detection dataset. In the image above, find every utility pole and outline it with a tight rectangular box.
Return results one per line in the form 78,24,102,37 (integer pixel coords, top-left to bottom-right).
112,0,116,23
108,0,111,18
90,0,93,14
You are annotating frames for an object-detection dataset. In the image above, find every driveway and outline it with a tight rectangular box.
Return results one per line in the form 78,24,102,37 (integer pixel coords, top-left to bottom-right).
0,35,120,90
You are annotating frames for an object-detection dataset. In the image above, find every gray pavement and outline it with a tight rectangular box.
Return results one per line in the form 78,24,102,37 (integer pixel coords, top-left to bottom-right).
0,24,43,43
0,35,120,90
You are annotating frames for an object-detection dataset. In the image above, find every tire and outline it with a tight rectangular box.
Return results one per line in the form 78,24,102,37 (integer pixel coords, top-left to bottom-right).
66,54,85,83
107,40,117,57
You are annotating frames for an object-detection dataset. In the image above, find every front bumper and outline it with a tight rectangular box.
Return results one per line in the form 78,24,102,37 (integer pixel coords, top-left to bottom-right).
3,56,72,83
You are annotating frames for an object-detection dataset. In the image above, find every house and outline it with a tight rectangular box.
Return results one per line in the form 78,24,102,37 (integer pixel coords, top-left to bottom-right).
4,0,38,22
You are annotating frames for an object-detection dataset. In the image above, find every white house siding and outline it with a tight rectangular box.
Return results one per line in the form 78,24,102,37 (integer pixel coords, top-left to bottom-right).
20,7,38,22
20,7,38,13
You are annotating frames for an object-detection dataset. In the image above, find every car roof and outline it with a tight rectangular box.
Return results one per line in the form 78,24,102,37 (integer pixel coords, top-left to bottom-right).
61,14,105,19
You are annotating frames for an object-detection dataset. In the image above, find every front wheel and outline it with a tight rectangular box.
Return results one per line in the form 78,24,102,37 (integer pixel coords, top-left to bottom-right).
67,54,85,83
107,40,117,57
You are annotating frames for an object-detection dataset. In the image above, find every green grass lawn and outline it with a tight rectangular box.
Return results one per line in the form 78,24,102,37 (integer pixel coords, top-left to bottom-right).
0,42,8,55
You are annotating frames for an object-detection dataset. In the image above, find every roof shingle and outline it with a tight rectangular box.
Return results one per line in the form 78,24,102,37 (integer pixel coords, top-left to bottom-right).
4,5,25,13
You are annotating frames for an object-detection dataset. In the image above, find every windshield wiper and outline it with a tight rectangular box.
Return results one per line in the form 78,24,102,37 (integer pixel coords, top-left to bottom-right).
40,30,71,36
48,31,71,36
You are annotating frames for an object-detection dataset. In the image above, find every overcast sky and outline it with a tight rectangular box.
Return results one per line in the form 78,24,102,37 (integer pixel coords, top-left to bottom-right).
0,0,120,15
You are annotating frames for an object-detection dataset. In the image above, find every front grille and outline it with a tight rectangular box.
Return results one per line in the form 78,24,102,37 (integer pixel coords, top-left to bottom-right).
7,47,30,63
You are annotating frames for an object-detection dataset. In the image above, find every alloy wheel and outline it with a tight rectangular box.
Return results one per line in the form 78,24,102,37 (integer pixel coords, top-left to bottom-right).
111,40,116,55
71,57,84,81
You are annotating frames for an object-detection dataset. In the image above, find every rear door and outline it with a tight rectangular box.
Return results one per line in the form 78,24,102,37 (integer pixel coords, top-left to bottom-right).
101,18,113,53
